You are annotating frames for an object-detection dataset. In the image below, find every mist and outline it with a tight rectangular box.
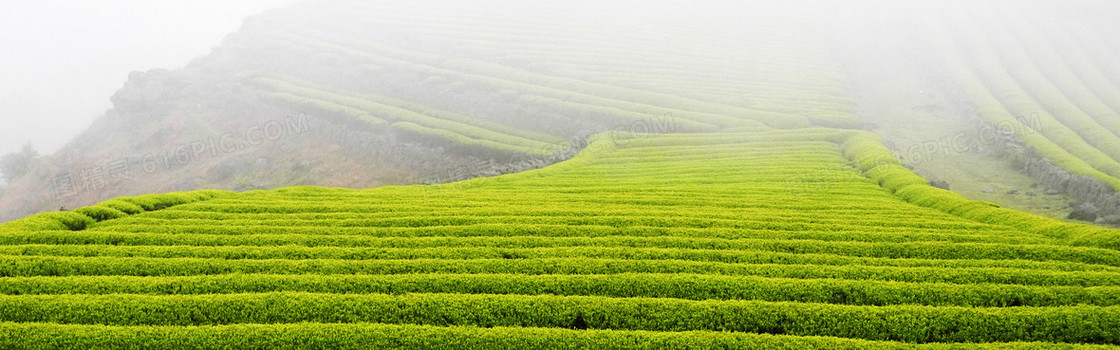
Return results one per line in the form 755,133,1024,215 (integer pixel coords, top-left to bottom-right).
0,0,293,158
7,1,1120,346
0,0,1119,226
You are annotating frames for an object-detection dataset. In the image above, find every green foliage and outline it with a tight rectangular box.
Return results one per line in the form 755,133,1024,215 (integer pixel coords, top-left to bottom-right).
392,121,545,158
1,292,1119,344
1,190,232,232
1,129,1119,348
98,199,145,215
838,131,1120,245
73,206,127,222
283,30,776,130
11,2,1120,347
2,273,1119,308
6,322,1105,350
3,255,1119,287
8,233,1118,267
2,211,95,231
938,31,1120,190
258,91,389,130
254,75,564,150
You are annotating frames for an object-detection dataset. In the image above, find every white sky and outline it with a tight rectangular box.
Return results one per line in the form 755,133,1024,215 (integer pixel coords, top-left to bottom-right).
0,0,294,158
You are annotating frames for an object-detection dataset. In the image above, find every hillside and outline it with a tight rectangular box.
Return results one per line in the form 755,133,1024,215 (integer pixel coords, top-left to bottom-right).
839,0,1120,224
4,0,1120,347
0,0,853,221
3,128,1120,348
5,1,1120,226
3,0,1118,224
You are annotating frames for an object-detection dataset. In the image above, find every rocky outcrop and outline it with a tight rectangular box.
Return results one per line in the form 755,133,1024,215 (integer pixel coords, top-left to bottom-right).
981,120,1120,224
928,180,951,190
109,69,184,115
1020,148,1120,210
928,72,1120,225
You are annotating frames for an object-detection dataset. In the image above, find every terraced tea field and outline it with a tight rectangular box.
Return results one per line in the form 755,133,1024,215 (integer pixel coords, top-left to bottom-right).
231,0,857,161
3,129,1119,348
935,2,1120,189
5,1,1120,349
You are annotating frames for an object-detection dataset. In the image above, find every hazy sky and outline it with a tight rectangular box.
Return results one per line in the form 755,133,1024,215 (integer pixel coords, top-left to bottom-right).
0,0,294,158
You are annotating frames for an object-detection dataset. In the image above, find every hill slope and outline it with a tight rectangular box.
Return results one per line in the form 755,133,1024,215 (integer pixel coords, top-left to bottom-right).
2,129,1119,348
838,0,1120,223
0,0,853,221
4,1,1120,345
5,0,1120,226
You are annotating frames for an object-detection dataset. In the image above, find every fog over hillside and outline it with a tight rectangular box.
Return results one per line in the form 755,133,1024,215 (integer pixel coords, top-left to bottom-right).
3,0,1120,226
0,0,293,158
6,1,1120,347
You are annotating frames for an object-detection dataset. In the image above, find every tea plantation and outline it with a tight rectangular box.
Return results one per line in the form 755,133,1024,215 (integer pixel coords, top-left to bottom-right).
3,129,1119,348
